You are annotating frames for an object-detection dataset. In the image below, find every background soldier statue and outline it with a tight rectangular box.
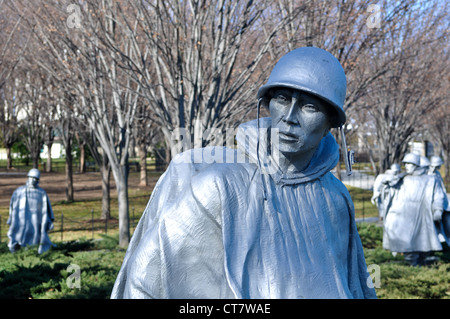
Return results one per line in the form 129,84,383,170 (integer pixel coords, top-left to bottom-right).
383,153,446,266
428,155,450,245
371,163,401,220
7,169,55,254
111,47,376,299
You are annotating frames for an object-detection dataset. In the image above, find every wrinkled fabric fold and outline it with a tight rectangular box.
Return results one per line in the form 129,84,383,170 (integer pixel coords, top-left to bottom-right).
111,118,376,299
7,185,55,254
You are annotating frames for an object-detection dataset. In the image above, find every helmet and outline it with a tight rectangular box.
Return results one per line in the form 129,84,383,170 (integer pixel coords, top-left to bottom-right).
430,156,444,167
402,153,420,166
390,163,401,173
257,47,347,128
27,168,41,180
419,156,430,168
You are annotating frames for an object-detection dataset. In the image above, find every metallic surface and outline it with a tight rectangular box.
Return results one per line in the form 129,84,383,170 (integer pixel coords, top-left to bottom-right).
111,118,376,299
7,171,55,254
257,47,347,128
371,165,401,219
430,155,444,167
402,153,420,166
383,165,446,253
27,168,41,180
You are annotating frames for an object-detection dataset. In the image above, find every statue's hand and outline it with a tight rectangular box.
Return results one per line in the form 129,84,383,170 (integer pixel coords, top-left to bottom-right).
371,195,377,205
433,210,443,222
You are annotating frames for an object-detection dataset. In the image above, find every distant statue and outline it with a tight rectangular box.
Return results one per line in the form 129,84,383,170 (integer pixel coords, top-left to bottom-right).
383,153,446,266
417,155,431,175
7,169,55,254
371,163,401,220
111,47,376,299
428,155,450,244
429,156,447,194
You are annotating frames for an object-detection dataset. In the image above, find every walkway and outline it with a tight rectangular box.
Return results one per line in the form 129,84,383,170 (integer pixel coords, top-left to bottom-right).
332,169,375,191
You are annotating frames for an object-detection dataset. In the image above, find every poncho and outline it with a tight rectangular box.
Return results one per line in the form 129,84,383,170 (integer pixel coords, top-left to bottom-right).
383,171,445,253
7,184,55,254
111,118,376,299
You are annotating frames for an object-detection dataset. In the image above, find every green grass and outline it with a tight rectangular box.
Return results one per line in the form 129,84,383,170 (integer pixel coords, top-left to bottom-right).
347,186,379,219
0,190,152,243
0,235,126,299
358,223,450,299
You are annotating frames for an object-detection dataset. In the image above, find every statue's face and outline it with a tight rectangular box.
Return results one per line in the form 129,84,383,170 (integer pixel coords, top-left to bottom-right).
269,88,330,157
405,163,417,174
27,176,39,188
430,165,440,173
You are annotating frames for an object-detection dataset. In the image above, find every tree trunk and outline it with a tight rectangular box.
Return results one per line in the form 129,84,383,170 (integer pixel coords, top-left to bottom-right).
6,147,12,170
46,142,53,172
139,142,147,186
32,154,40,169
79,142,86,173
65,139,74,202
100,157,111,220
114,164,130,247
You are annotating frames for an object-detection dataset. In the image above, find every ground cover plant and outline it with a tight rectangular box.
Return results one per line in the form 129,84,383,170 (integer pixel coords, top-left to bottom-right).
0,235,126,299
1,222,449,299
358,222,450,299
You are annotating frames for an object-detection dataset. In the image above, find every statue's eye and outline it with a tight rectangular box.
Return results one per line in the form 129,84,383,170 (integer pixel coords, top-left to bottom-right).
275,94,289,103
303,104,319,112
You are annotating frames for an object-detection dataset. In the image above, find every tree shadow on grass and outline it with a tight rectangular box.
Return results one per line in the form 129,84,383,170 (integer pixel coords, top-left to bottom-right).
0,238,120,299
0,263,69,299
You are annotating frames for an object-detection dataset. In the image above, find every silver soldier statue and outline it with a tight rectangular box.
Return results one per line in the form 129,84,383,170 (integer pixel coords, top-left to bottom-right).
7,169,55,254
371,163,401,220
383,153,446,266
428,155,450,244
111,47,376,299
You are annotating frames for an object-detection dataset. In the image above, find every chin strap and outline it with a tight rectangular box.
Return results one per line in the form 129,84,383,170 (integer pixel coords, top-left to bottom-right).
339,126,355,176
257,98,268,201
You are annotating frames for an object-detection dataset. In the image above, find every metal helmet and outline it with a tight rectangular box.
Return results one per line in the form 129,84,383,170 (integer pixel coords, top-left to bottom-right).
419,156,430,168
257,46,347,128
430,155,444,167
27,168,41,180
390,163,401,173
402,153,420,166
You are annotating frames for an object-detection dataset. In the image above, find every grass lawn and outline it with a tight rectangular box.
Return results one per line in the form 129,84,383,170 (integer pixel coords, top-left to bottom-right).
347,186,379,219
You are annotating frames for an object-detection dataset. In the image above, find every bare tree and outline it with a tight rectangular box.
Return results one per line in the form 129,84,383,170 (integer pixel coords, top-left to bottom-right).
77,123,112,220
102,0,295,160
0,79,20,169
358,1,449,173
0,0,31,169
15,0,143,246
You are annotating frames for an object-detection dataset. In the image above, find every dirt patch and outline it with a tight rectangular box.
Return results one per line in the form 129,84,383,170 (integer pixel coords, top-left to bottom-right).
0,170,162,208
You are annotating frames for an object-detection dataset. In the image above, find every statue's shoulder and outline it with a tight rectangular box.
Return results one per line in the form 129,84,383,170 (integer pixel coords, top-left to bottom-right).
12,185,27,195
324,172,348,191
171,147,253,177
168,147,253,207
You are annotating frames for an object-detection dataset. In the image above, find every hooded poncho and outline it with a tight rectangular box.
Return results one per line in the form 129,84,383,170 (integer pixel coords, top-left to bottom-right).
383,170,446,253
7,184,55,254
111,118,376,299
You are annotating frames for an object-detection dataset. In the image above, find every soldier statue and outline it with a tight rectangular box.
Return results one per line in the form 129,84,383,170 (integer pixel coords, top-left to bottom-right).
383,153,446,265
7,169,55,254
